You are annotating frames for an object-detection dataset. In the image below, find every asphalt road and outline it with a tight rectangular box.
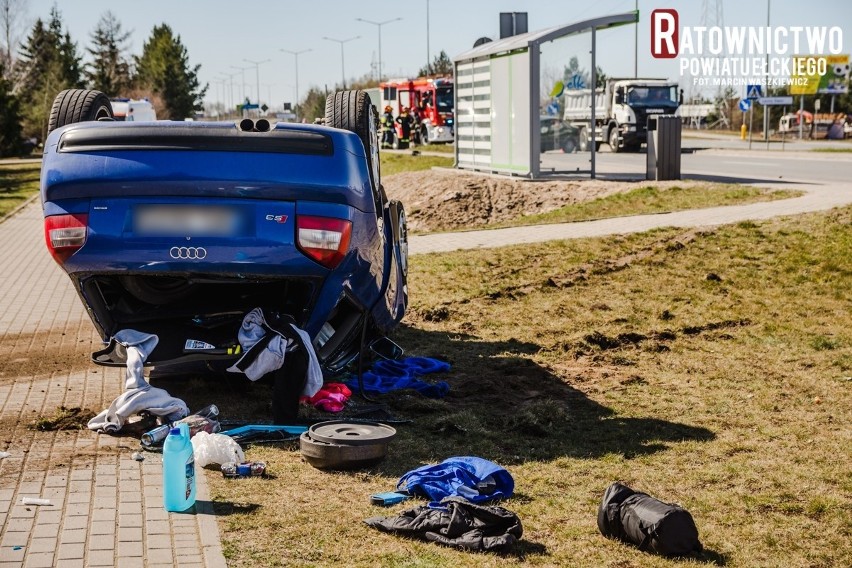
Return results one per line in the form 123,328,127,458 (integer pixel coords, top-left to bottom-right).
540,145,852,185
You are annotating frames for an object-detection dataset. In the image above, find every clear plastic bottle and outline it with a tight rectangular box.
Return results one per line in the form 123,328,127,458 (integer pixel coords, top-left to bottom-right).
142,404,220,447
162,422,196,512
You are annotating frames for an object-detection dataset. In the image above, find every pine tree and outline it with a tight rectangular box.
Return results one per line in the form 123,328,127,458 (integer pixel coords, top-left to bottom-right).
418,50,453,77
15,7,83,140
85,11,132,96
0,61,22,156
134,24,206,120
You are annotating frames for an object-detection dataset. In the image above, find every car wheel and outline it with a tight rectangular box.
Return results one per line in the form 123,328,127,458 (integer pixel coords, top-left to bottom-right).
47,89,114,135
562,138,577,154
325,90,380,188
609,127,621,153
395,204,408,281
579,127,589,152
420,126,430,145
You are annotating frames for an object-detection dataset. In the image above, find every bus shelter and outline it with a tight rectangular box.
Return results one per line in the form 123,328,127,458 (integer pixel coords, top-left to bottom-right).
453,12,638,179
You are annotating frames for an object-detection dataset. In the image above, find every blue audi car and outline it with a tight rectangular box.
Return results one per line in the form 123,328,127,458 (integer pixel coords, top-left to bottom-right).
40,89,408,379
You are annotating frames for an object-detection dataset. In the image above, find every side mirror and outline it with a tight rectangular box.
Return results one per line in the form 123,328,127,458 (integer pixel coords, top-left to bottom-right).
369,337,404,361
679,89,684,105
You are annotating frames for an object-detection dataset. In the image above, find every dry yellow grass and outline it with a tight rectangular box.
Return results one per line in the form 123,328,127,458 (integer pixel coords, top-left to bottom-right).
204,207,851,567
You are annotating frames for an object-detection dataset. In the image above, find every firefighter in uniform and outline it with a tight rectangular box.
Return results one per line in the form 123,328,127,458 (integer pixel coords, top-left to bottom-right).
395,107,414,149
381,105,395,149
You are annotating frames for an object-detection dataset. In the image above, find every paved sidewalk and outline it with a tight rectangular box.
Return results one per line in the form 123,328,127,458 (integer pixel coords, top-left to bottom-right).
0,204,226,567
409,180,852,254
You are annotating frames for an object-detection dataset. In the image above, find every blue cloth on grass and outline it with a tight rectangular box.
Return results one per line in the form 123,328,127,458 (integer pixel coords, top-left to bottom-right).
347,356,450,398
397,456,514,505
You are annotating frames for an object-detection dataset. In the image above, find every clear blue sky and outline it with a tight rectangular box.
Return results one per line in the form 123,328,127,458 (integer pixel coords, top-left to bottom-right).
25,0,850,110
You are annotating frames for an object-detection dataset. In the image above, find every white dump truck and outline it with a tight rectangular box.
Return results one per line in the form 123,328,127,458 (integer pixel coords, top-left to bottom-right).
563,78,681,152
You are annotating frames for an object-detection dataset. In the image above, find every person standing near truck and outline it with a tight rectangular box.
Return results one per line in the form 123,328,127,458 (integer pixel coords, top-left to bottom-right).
381,105,395,149
396,107,414,148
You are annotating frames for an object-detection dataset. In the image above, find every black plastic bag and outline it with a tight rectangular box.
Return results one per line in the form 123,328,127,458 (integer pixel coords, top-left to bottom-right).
598,482,702,556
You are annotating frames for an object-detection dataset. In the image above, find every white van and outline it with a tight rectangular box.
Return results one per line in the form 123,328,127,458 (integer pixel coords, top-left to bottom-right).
110,99,157,122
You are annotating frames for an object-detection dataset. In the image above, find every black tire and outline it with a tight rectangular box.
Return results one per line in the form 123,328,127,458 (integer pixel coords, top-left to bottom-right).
420,126,430,145
561,138,577,154
609,127,621,153
389,200,408,281
47,89,114,135
325,90,380,188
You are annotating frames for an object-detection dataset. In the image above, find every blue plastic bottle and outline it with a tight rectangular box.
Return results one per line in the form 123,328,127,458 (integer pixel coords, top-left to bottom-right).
162,422,196,512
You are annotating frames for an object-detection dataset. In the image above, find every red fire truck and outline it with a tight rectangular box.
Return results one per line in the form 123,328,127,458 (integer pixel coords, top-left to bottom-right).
380,76,454,144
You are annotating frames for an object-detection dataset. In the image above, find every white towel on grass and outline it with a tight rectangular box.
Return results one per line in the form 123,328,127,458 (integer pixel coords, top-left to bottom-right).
87,330,189,433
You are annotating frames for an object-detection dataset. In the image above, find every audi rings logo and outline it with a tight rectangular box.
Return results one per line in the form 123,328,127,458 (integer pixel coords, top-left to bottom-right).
169,246,207,260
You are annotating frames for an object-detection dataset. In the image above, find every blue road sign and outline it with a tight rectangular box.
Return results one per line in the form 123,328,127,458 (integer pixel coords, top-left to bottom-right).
739,99,751,112
746,84,763,100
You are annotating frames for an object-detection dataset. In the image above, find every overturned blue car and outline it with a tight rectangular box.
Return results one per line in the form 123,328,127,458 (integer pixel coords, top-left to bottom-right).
40,89,408,391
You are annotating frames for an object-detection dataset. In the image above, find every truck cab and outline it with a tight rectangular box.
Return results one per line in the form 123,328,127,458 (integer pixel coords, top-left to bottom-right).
380,77,454,144
563,78,680,152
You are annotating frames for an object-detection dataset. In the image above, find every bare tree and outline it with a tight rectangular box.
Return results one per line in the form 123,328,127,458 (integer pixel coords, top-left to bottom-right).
0,0,27,74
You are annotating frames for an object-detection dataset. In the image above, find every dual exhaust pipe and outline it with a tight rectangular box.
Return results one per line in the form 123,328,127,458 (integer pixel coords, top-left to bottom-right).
238,118,272,132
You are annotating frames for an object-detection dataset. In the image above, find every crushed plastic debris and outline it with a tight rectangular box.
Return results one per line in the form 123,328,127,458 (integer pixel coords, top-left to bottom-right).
131,452,145,461
21,497,51,506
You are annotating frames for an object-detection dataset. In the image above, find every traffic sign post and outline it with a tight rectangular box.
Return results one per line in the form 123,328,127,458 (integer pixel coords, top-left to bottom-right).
746,84,763,100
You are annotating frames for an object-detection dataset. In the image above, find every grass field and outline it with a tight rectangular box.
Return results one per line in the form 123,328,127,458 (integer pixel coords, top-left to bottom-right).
810,147,852,153
0,163,40,218
486,184,801,230
380,153,454,176
206,206,852,567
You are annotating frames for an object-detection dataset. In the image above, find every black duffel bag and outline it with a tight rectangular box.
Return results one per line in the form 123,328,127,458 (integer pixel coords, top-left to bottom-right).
598,482,703,556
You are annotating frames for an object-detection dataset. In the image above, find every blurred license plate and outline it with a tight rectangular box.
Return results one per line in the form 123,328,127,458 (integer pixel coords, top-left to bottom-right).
135,205,242,236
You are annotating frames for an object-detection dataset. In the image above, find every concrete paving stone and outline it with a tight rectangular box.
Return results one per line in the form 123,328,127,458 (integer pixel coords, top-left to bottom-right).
66,491,90,505
146,519,171,535
119,489,143,503
53,560,85,568
27,537,57,553
86,533,115,551
171,523,198,535
147,534,174,549
56,542,86,560
92,496,116,510
8,505,36,519
146,548,175,564
69,470,92,482
0,546,25,562
34,509,61,525
90,508,114,522
117,526,143,543
0,489,15,501
118,502,142,517
59,528,87,544
118,513,143,528
116,558,143,568
0,530,30,546
30,523,59,539
86,549,115,566
0,500,10,514
68,480,90,494
0,512,6,527
3,515,34,532
176,563,205,568
40,486,66,499
64,503,89,516
117,540,143,557
146,508,169,523
61,515,90,530
89,520,115,535
23,551,54,568
172,532,198,542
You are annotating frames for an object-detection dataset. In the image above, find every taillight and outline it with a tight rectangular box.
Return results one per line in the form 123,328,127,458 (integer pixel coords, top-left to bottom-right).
44,214,88,264
296,215,352,269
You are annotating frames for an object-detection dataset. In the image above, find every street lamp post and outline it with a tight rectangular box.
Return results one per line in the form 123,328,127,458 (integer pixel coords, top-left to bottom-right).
230,65,251,106
220,71,239,118
322,36,359,89
244,58,271,106
355,17,402,82
281,48,311,120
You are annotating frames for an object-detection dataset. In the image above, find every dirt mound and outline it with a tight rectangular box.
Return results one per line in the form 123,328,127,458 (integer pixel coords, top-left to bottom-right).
382,169,696,233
